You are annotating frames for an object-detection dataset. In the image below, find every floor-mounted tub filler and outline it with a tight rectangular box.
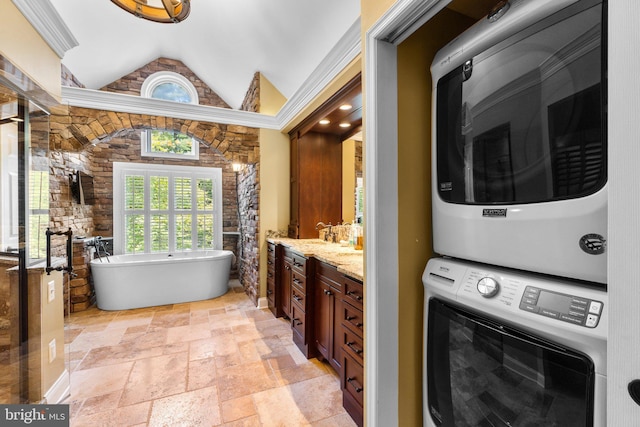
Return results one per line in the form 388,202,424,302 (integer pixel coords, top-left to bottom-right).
90,250,235,310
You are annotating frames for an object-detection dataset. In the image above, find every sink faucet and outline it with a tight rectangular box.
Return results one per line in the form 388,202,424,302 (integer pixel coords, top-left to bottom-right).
315,222,334,242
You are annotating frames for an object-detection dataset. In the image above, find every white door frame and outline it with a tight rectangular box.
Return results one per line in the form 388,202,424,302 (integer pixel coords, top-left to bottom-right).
363,1,451,426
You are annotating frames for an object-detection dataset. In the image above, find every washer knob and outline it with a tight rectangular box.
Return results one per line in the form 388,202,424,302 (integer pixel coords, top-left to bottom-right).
477,277,500,298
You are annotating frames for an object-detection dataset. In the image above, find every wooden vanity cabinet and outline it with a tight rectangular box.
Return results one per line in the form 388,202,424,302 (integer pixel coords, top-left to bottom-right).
285,248,314,357
288,131,342,238
340,275,364,427
314,261,344,372
266,242,282,318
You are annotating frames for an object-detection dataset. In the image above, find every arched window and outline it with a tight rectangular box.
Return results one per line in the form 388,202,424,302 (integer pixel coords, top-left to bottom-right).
141,71,199,104
141,71,199,159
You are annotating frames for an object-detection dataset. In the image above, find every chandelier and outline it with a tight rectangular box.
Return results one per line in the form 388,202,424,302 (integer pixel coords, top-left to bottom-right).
111,0,191,24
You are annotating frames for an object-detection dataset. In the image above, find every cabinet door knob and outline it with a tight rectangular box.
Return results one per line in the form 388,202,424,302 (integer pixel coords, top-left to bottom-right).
324,289,332,296
285,265,291,270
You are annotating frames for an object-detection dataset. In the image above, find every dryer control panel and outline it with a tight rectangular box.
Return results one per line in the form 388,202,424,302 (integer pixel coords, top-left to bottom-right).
519,286,603,328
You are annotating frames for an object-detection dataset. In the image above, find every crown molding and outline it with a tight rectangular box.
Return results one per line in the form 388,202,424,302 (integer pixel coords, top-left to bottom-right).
61,17,361,131
275,17,361,128
11,0,78,59
61,86,280,129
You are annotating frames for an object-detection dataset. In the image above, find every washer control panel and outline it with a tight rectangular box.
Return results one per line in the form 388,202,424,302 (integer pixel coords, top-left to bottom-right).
519,286,603,328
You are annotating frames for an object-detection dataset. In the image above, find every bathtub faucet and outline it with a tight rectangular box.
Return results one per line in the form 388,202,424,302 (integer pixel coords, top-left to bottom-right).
89,236,111,263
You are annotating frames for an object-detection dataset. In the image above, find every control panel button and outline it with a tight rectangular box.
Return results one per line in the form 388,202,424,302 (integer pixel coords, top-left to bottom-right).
589,301,603,315
585,314,599,328
477,277,500,298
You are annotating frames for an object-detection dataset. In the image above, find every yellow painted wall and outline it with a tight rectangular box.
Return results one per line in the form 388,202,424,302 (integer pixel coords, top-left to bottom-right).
0,0,62,101
258,75,290,301
396,10,474,425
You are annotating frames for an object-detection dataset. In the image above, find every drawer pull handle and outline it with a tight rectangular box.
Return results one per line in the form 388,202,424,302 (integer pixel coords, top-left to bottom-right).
268,272,273,278
356,322,363,328
346,315,357,321
293,261,303,267
347,377,363,393
293,294,302,301
293,318,303,326
268,260,273,265
347,342,363,354
347,291,363,301
267,289,273,295
293,278,302,285
285,265,291,271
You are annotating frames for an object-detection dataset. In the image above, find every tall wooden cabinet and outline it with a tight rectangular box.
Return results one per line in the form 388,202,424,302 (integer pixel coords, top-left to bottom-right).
288,132,343,238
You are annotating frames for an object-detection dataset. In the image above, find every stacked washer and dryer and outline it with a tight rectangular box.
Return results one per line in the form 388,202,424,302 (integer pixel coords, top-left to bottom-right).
423,0,607,426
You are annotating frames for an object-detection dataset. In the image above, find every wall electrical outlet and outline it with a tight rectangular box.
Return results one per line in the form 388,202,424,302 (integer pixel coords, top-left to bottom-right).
48,280,55,303
48,339,56,363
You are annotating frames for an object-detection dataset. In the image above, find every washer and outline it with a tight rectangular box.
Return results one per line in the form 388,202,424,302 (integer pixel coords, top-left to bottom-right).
423,257,606,426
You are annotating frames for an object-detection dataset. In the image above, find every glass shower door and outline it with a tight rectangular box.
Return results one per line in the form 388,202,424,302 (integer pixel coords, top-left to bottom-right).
0,80,59,403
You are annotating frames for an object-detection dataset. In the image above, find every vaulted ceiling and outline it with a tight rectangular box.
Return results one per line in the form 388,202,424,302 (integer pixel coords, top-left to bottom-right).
49,0,361,110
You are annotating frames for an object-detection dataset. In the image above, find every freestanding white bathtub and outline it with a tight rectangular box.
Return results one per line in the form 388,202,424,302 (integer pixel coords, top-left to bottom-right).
90,250,234,310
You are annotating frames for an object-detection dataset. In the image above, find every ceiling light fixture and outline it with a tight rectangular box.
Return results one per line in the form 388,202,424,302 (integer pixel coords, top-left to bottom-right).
339,104,353,110
339,122,351,128
111,0,191,24
319,119,330,125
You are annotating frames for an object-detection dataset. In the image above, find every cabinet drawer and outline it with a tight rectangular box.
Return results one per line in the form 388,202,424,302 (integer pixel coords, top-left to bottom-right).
283,248,307,274
342,326,364,364
291,270,307,294
291,286,307,311
291,253,306,274
342,302,364,334
267,277,276,301
291,303,307,341
343,276,363,310
342,351,364,407
315,261,342,291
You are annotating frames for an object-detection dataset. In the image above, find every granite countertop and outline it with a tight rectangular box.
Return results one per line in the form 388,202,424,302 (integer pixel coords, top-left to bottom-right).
267,237,364,281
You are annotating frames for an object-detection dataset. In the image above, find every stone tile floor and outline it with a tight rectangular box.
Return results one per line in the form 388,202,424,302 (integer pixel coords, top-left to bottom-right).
65,280,357,426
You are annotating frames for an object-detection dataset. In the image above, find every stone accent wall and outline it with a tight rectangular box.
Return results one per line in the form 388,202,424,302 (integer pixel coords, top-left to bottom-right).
240,72,260,113
236,163,260,305
61,64,84,88
66,241,94,313
101,57,231,109
51,62,263,310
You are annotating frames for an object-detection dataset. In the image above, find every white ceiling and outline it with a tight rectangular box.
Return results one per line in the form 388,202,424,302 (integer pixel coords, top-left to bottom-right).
49,0,361,109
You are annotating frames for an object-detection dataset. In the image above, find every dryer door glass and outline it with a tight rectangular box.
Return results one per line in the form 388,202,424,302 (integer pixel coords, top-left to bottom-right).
426,298,595,427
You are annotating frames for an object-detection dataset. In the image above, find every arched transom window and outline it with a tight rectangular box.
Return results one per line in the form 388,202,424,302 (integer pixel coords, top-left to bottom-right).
141,71,199,159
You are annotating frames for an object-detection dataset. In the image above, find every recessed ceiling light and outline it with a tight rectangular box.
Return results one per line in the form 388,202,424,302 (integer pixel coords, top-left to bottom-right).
339,104,352,110
319,119,330,125
339,122,351,128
